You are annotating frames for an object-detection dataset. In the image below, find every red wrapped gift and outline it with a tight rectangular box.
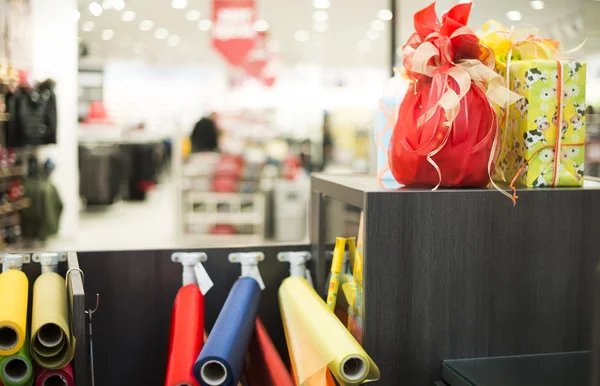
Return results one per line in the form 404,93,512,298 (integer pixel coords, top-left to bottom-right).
389,2,517,189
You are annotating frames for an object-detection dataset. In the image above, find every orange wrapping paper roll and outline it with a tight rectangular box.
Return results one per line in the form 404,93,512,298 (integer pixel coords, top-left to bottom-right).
244,318,294,386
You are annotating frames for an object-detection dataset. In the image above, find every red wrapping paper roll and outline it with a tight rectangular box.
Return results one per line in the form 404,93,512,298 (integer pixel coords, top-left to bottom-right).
36,364,74,386
245,318,294,386
165,285,204,386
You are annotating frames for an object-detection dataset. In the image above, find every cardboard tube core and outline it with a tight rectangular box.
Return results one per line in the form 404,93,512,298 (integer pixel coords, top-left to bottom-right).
341,356,367,381
201,360,228,385
44,375,67,386
3,357,29,383
38,323,64,348
0,327,18,351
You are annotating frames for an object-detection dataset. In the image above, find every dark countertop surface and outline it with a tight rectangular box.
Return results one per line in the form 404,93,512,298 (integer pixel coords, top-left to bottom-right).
442,352,590,386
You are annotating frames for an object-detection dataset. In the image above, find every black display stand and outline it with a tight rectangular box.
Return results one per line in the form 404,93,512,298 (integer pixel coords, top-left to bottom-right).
76,245,311,386
311,173,600,385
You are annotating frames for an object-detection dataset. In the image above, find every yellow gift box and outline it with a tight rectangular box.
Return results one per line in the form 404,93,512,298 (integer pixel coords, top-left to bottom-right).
482,22,586,188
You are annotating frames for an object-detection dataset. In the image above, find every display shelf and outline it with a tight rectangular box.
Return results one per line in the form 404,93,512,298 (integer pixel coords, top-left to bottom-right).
182,191,265,240
311,173,600,385
0,166,24,178
0,197,30,214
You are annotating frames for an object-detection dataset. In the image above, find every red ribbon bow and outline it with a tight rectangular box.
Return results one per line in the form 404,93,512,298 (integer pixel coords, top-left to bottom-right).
404,2,481,79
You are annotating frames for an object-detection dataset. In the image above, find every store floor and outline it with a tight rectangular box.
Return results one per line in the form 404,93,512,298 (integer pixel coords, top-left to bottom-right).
44,182,265,251
44,183,178,251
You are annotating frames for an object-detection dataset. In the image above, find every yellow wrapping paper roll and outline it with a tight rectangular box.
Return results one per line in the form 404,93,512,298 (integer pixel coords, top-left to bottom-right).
31,272,76,370
0,270,28,356
279,277,380,386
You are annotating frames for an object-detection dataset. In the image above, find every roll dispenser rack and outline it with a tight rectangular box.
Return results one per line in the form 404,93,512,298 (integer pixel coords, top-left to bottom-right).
0,252,93,386
277,251,312,284
229,251,266,289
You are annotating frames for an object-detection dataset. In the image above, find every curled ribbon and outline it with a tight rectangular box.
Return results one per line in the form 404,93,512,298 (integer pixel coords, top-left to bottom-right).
398,3,521,194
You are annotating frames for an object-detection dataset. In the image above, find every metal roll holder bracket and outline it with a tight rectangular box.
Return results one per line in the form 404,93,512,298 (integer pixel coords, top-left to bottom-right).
0,253,30,272
66,267,100,386
228,252,266,290
171,252,213,295
32,252,67,274
277,251,313,286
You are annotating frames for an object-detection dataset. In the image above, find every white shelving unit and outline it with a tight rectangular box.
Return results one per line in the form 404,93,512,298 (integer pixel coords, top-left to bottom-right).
175,150,266,244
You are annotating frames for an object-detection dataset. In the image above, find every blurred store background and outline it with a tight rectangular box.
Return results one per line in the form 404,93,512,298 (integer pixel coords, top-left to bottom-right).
0,0,598,251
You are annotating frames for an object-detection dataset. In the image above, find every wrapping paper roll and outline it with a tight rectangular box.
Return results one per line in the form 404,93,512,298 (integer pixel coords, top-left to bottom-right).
194,277,261,386
31,273,75,370
35,364,74,386
0,337,34,386
165,284,204,386
0,270,28,357
202,333,243,386
244,318,294,386
279,277,380,386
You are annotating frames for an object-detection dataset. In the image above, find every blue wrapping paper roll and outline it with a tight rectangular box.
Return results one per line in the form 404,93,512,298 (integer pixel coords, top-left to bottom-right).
194,277,261,386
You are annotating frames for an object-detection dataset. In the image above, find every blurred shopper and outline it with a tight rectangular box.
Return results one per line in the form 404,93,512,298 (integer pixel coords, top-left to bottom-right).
321,112,334,171
190,113,219,152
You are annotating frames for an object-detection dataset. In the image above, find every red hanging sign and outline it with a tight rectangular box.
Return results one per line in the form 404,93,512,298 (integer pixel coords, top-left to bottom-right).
241,31,268,78
259,53,280,87
212,0,257,66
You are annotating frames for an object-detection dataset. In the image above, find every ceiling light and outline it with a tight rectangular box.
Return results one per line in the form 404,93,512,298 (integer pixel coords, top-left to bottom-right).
171,0,188,9
112,0,125,11
313,0,330,9
254,20,269,32
122,11,135,22
358,40,371,54
139,20,154,31
295,30,309,42
367,29,380,40
133,42,144,53
378,9,393,21
154,28,169,40
313,10,329,22
371,19,385,31
186,10,201,21
267,41,280,52
530,0,544,9
73,10,81,21
313,21,328,32
82,21,95,32
167,35,181,46
506,10,522,21
89,2,103,16
198,19,212,31
101,29,114,41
